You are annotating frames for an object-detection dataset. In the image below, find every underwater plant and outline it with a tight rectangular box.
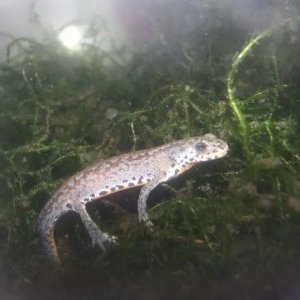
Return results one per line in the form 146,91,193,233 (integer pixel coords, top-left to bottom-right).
0,5,299,288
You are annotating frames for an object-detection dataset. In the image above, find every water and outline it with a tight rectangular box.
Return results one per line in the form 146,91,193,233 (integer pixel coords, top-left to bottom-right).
0,1,299,299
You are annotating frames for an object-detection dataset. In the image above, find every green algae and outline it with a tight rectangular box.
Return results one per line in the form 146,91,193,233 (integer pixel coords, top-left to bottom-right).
0,12,299,286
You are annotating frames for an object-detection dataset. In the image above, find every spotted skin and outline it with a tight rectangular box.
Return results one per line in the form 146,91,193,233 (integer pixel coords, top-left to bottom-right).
36,134,228,263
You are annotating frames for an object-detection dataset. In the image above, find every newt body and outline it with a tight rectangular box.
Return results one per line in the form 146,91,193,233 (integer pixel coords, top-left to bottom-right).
36,134,228,263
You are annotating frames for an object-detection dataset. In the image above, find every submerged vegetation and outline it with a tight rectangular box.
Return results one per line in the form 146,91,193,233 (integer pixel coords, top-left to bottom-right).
0,2,299,292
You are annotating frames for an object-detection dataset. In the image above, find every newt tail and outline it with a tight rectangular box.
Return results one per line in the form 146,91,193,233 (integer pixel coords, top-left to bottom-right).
36,193,72,264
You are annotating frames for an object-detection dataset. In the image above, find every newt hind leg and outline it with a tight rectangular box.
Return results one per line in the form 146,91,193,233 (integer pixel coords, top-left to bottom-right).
77,204,118,251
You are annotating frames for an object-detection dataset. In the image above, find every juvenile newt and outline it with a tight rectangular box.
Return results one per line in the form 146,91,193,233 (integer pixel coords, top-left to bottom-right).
36,133,228,263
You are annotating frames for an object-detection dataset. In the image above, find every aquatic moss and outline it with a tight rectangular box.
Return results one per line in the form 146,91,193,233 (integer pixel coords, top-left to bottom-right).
0,12,299,285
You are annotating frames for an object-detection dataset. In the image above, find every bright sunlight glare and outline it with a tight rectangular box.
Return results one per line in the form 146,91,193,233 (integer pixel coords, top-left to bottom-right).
58,25,82,50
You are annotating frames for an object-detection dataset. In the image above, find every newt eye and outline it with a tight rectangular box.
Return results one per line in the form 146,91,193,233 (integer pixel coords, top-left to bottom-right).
195,142,206,151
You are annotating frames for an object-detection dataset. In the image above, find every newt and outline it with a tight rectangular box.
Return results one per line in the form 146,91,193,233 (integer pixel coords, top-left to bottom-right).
36,133,228,263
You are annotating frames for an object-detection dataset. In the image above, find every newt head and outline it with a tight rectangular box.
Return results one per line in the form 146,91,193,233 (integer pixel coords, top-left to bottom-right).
168,133,228,166
192,133,229,162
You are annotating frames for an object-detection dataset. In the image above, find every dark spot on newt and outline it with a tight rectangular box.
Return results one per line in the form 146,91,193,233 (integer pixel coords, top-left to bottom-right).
90,193,95,198
99,191,107,196
128,182,135,187
111,187,116,192
66,203,72,209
